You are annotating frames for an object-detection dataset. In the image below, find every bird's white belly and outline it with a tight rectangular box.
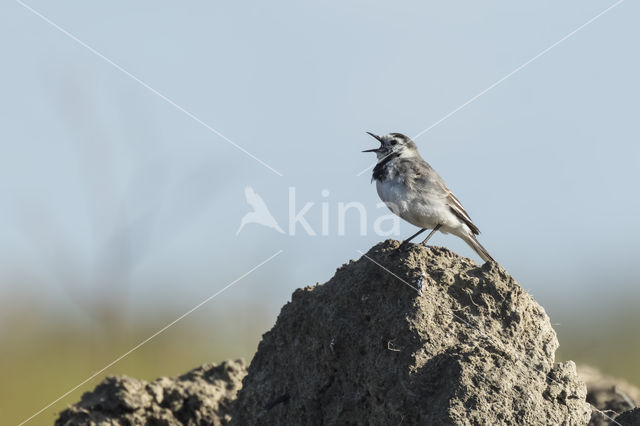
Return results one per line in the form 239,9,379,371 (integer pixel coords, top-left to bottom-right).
376,179,459,232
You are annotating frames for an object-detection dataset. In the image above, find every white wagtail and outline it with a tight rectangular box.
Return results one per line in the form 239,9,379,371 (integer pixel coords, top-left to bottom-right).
363,132,494,263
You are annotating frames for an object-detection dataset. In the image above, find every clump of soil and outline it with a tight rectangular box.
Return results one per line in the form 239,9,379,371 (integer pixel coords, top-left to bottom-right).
55,360,246,426
231,240,591,425
615,408,640,425
61,240,640,425
579,364,640,425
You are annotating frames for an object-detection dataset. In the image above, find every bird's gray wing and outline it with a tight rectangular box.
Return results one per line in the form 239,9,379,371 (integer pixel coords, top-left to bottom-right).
406,158,480,235
445,190,480,235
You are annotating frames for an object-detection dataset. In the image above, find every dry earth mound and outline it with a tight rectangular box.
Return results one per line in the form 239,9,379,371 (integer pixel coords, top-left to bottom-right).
55,360,246,426
231,240,592,425
59,241,638,425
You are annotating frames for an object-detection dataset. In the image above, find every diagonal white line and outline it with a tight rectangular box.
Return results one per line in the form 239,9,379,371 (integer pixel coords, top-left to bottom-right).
17,249,283,426
356,0,625,177
411,0,624,141
16,0,284,177
357,250,423,294
356,249,623,426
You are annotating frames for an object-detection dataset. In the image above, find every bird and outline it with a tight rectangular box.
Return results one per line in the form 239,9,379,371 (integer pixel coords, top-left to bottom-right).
363,132,494,262
236,186,285,235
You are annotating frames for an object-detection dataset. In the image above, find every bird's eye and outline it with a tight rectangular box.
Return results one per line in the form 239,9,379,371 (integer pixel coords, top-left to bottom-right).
390,140,398,146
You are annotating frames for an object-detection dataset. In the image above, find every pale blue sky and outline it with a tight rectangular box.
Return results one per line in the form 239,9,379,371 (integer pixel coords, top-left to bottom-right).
1,1,638,326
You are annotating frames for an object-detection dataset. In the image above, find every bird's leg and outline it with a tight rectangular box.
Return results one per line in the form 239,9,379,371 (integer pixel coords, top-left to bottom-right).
421,224,442,245
401,228,427,247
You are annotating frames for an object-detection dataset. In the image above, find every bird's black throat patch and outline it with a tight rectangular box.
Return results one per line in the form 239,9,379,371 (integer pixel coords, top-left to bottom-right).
372,152,400,181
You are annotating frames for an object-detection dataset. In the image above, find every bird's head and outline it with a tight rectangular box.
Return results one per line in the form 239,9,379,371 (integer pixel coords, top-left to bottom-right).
363,132,418,159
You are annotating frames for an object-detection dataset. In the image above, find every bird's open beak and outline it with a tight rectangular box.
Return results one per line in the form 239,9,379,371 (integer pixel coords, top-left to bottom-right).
363,132,383,153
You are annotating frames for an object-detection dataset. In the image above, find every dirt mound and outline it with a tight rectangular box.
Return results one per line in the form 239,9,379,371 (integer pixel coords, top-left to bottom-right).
231,240,591,425
58,240,611,425
579,365,640,425
55,360,246,426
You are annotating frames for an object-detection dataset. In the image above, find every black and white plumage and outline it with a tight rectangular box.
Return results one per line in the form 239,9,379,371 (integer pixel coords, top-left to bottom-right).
363,132,494,262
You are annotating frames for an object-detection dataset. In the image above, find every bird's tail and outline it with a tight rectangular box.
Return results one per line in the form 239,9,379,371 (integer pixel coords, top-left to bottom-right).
462,234,495,263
